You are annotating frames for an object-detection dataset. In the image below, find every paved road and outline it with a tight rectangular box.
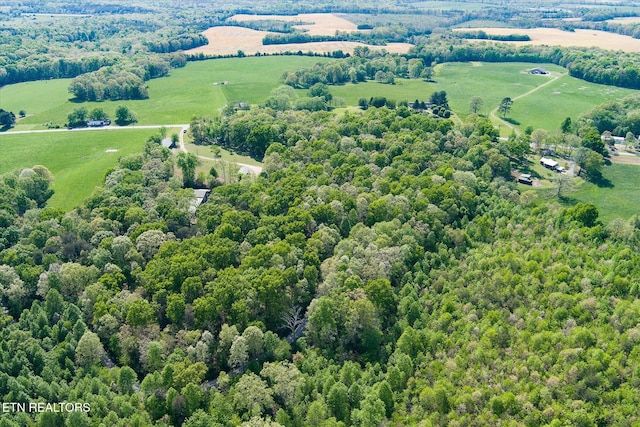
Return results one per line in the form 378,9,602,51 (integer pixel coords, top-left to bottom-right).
3,123,264,174
1,124,190,135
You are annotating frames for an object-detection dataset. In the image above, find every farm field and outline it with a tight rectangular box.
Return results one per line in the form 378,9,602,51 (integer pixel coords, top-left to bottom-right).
187,26,412,57
0,128,159,210
452,28,640,53
229,13,359,35
1,56,333,131
6,58,635,137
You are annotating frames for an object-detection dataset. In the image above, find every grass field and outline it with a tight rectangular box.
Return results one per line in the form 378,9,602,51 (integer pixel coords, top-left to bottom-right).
328,79,436,106
508,75,636,132
1,56,333,131
566,163,640,223
2,57,640,212
0,129,158,210
429,62,638,133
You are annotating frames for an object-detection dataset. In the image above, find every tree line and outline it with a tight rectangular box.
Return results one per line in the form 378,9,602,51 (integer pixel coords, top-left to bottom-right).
67,54,186,101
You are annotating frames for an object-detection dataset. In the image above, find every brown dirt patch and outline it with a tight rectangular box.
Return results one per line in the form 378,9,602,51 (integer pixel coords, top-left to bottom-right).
608,155,640,165
187,26,412,56
453,27,640,52
229,13,359,36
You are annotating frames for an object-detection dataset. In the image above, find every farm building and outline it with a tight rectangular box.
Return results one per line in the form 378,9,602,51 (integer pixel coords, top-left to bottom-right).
190,189,211,214
86,119,110,127
530,68,548,75
540,157,559,170
161,138,176,149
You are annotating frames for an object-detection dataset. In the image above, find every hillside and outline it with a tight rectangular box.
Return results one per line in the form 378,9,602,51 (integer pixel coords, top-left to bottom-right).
1,105,640,426
3,1,640,426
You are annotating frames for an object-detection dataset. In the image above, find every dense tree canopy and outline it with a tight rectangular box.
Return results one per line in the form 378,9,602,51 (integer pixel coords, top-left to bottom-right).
1,97,640,426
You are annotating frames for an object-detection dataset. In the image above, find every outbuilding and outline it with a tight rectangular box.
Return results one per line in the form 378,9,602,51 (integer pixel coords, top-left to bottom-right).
540,157,559,170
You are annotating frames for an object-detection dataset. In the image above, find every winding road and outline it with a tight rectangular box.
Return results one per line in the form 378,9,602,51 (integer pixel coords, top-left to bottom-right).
176,124,263,175
2,123,264,175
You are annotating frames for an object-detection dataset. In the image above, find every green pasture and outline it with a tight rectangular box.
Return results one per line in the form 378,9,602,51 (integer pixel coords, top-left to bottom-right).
429,62,638,133
508,75,637,132
1,56,332,130
431,62,564,117
0,129,157,210
567,163,640,223
328,79,435,106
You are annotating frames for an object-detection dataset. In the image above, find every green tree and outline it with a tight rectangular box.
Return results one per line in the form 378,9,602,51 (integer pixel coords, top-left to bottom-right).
429,90,449,109
75,331,104,367
118,366,138,394
575,147,604,179
115,105,137,126
176,152,198,188
89,107,109,121
0,109,15,128
565,202,600,227
580,126,606,155
67,107,88,128
469,96,483,114
326,382,350,424
498,97,513,119
308,83,332,102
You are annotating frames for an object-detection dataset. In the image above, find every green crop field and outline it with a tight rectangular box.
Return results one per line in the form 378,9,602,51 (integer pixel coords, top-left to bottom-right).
1,56,332,130
0,129,159,210
567,163,640,223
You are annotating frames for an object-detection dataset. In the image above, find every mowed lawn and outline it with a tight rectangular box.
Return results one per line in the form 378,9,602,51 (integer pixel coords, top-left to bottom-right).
1,56,333,130
569,163,640,223
0,129,157,210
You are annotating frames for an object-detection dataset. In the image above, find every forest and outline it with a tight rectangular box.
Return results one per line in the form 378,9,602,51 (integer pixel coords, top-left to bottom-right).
2,98,640,426
3,0,640,426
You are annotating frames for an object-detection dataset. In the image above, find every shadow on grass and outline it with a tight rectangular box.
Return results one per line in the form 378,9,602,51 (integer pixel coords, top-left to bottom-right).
504,117,521,125
558,195,579,206
590,174,614,188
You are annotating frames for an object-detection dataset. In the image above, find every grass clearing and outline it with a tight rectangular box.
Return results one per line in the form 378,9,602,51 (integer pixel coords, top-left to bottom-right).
328,79,436,106
565,163,640,223
429,62,638,133
0,129,157,210
1,56,334,131
509,75,636,132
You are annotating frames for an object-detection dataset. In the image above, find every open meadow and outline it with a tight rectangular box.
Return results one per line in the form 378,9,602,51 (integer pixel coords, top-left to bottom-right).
1,56,333,131
562,163,640,223
0,129,160,210
2,56,640,212
429,62,638,133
